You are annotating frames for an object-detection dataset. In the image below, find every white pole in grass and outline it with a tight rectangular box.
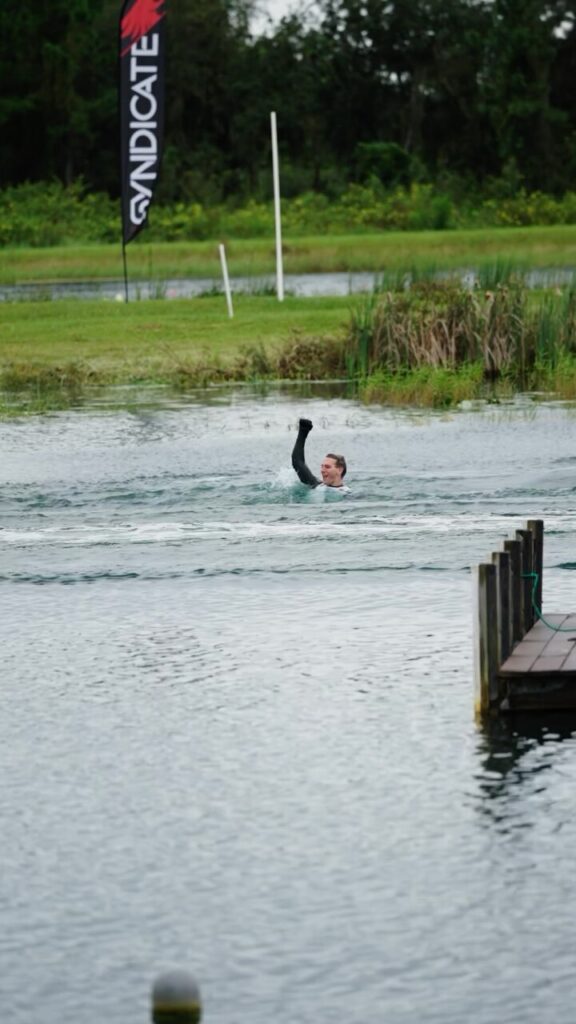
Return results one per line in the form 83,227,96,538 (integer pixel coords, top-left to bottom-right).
218,243,234,318
270,110,284,301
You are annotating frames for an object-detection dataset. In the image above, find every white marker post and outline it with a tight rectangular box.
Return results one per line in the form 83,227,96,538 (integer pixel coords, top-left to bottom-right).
218,243,234,318
270,111,284,301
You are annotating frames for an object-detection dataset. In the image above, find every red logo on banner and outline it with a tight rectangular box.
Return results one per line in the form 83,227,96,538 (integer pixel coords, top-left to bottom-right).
121,0,165,56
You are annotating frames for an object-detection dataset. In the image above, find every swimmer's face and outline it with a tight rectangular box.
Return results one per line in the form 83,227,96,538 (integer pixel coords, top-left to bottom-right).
320,456,343,487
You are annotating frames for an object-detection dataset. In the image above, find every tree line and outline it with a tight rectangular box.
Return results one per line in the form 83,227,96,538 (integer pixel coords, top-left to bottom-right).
1,0,575,205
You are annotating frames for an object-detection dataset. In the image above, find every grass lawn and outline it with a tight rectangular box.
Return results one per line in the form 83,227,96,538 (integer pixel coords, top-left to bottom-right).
0,294,351,370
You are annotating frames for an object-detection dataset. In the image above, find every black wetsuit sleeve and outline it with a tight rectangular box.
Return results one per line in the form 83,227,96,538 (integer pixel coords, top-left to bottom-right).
291,419,320,487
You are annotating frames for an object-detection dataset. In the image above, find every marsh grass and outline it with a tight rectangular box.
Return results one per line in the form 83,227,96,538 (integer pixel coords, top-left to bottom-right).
476,258,528,290
1,361,108,394
358,363,507,408
532,288,576,362
0,360,111,416
346,283,576,388
373,258,533,294
534,353,576,398
2,225,576,286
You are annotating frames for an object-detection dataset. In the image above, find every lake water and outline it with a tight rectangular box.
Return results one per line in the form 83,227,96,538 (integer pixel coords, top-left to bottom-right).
2,388,576,1024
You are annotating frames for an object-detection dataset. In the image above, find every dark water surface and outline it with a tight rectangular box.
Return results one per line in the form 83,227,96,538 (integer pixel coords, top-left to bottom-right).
2,389,576,1024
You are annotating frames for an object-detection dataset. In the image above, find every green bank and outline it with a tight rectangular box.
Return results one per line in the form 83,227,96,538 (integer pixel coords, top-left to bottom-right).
3,283,576,417
0,295,350,415
2,225,576,284
0,295,350,363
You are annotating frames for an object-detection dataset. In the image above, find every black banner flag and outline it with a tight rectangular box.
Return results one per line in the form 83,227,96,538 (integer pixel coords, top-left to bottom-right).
119,0,167,245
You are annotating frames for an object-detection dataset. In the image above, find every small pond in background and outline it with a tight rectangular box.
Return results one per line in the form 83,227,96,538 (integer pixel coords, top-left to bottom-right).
0,266,575,301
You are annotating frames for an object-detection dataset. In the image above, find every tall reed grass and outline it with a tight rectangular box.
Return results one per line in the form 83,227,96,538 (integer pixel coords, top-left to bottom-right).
372,257,541,297
347,283,576,387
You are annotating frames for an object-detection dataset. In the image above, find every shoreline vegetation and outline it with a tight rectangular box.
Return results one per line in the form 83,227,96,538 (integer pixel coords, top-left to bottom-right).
3,180,576,254
1,223,576,287
1,216,573,286
2,269,576,417
2,209,576,417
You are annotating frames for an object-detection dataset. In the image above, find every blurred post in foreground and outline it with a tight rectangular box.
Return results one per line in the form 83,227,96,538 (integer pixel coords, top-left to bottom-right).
152,970,202,1023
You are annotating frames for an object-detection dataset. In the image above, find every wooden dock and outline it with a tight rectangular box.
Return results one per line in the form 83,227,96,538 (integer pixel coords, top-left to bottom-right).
499,615,576,711
474,519,576,715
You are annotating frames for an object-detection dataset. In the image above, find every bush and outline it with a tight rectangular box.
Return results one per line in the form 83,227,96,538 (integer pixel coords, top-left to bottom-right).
0,180,118,246
3,178,576,247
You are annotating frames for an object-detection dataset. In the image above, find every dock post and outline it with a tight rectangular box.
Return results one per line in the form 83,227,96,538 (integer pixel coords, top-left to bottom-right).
503,538,522,645
469,520,576,715
492,549,511,664
526,519,544,621
474,561,499,715
152,971,202,1023
516,529,534,634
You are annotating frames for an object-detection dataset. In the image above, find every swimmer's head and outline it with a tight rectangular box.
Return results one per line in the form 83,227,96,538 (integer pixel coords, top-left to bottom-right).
321,453,346,487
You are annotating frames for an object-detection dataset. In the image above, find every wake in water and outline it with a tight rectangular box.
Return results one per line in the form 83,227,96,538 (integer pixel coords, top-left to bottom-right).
270,466,348,502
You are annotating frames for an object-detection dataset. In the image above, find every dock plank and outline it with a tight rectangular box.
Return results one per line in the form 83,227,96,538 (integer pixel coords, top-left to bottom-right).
560,648,576,672
498,613,576,710
531,655,568,672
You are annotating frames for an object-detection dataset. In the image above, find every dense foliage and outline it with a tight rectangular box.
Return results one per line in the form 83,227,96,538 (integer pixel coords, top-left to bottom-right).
3,179,576,246
1,0,575,207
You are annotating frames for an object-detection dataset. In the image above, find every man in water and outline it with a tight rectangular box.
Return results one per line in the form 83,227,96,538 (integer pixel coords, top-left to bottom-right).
291,418,348,489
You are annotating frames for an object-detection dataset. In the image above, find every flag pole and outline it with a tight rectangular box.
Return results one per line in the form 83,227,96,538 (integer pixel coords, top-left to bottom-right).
122,241,129,302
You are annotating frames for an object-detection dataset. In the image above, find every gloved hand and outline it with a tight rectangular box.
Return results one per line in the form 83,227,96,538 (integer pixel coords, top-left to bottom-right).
298,418,313,435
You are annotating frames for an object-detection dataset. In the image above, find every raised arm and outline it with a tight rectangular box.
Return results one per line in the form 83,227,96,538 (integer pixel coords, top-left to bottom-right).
291,418,320,487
